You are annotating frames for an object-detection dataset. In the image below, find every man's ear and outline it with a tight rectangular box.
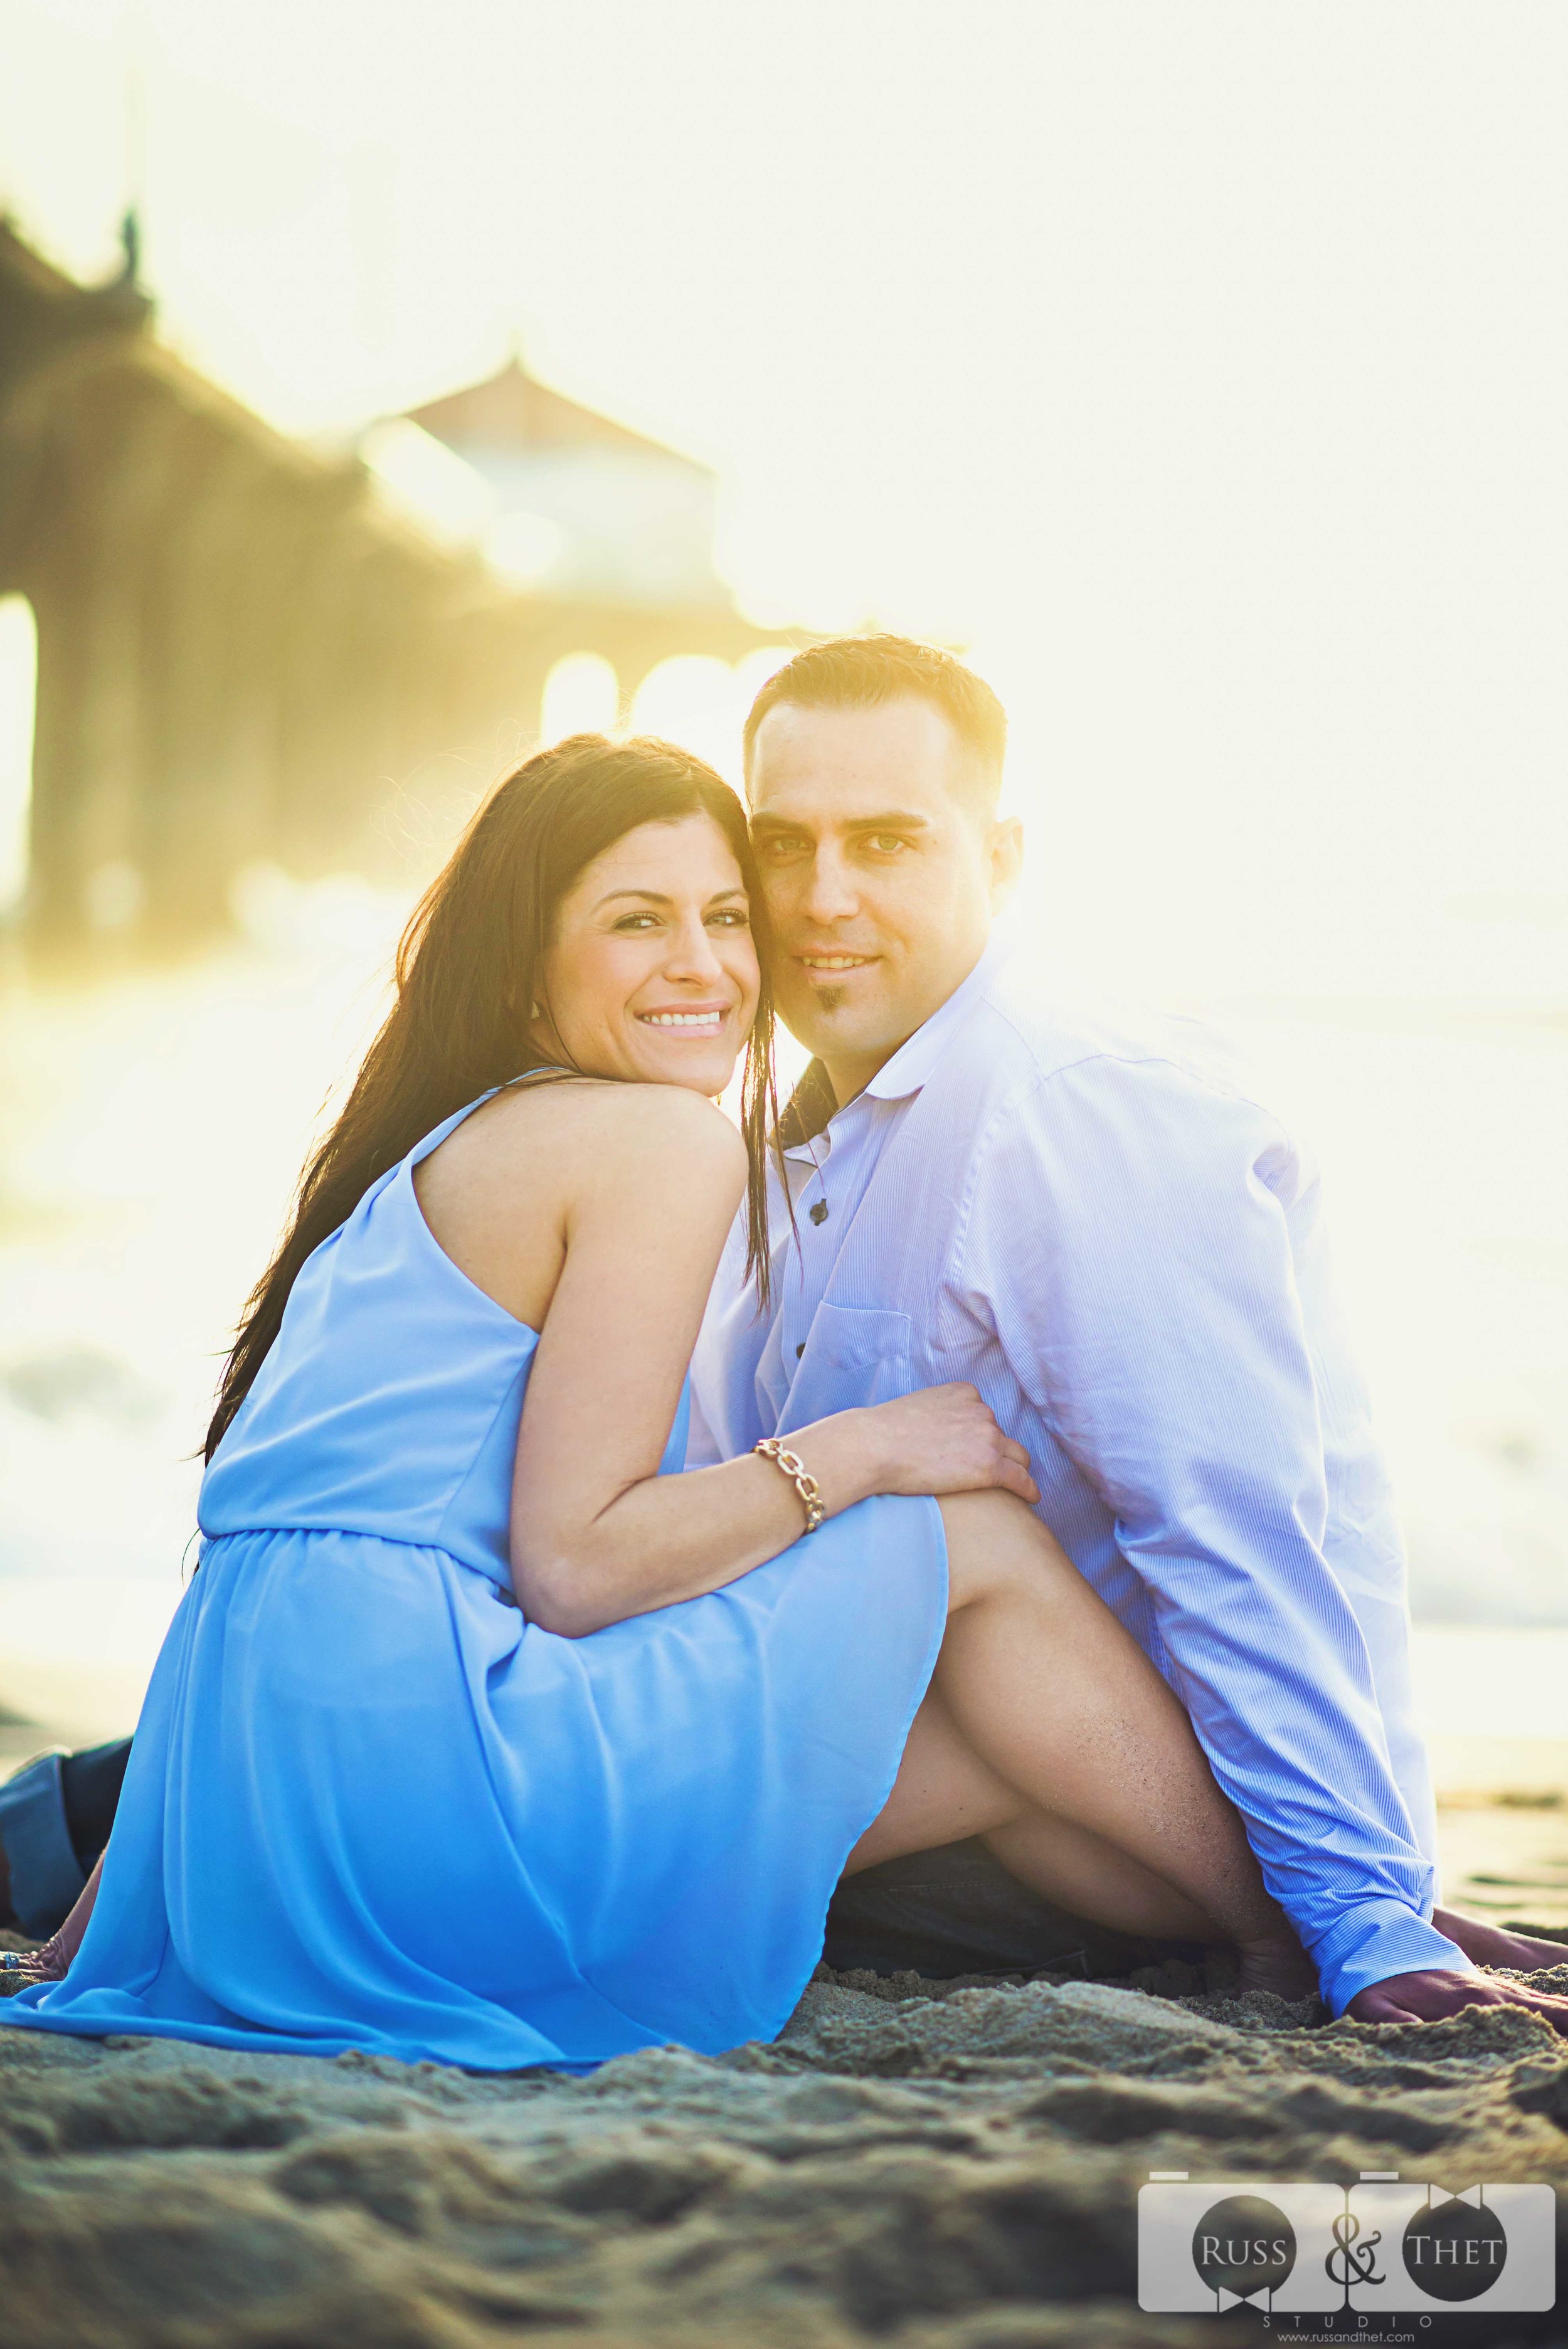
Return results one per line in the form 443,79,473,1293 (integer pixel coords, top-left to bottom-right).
986,817,1024,908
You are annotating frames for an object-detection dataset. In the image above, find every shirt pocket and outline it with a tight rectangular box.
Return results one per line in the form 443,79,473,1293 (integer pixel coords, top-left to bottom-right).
784,1302,916,1426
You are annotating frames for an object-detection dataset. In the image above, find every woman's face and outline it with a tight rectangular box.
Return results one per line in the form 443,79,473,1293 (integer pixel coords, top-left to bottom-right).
534,813,761,1094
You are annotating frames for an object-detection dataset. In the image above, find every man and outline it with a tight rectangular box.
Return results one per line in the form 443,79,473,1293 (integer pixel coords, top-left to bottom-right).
691,632,1565,2027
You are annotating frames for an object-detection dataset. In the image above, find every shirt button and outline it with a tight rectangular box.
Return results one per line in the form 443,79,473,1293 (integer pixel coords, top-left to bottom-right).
795,1342,805,1359
809,1200,829,1225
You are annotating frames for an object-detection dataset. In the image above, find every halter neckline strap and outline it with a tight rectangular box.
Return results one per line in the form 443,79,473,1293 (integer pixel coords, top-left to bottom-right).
503,1064,580,1091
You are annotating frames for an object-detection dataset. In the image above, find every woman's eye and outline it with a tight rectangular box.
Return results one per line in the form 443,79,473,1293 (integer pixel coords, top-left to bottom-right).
708,909,750,928
614,913,660,932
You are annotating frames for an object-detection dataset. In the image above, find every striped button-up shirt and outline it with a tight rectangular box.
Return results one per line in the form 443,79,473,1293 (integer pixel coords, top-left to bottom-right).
689,933,1470,2012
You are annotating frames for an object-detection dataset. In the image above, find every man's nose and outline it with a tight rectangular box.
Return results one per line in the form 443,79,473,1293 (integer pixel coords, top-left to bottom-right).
798,846,859,926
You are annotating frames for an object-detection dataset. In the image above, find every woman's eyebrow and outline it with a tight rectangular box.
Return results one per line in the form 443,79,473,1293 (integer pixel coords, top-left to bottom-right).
591,886,750,911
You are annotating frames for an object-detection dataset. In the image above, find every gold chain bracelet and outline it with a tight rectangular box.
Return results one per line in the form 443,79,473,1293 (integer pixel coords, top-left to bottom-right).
753,1436,825,1535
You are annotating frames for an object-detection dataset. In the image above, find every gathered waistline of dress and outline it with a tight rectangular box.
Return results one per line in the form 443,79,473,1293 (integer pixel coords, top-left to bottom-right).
194,1524,519,1598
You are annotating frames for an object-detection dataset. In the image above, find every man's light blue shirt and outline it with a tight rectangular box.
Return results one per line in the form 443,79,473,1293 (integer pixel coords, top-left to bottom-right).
689,934,1469,2013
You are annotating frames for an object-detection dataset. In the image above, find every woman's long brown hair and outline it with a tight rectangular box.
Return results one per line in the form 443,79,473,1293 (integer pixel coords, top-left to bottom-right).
204,733,780,1463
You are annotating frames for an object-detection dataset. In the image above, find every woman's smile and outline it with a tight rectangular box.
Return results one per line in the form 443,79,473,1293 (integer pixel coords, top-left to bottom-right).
636,1004,730,1032
538,812,761,1092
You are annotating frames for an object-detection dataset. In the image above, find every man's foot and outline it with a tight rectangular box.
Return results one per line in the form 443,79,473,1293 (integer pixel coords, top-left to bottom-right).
1348,1968,1568,2036
1433,1905,1568,1975
1235,1933,1318,2001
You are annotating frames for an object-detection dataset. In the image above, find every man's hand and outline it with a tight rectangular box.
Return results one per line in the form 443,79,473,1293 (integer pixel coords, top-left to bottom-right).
1433,1905,1568,1976
1348,1968,1568,2035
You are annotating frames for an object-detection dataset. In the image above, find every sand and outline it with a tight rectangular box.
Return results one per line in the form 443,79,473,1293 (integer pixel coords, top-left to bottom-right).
3,1953,1567,2349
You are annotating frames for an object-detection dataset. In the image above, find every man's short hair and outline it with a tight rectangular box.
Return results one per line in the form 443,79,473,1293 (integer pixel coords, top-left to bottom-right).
742,634,1008,816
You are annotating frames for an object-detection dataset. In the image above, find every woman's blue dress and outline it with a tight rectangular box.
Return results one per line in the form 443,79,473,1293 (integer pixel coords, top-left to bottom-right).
4,1089,947,2070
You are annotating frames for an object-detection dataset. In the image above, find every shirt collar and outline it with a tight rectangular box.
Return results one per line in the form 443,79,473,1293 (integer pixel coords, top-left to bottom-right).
776,924,1014,1150
862,926,1013,1103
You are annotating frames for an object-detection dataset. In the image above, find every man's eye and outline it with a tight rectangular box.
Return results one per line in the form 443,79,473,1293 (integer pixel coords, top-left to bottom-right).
866,835,908,855
758,835,807,859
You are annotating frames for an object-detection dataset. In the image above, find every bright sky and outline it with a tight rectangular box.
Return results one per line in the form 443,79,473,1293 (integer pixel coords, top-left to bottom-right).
3,1,1567,999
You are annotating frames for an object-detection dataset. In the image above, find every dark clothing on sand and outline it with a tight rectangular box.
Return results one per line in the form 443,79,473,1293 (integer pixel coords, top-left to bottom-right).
0,1741,130,1937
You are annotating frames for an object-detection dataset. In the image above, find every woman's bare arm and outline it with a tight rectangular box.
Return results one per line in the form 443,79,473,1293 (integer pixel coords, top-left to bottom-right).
479,1085,1032,1636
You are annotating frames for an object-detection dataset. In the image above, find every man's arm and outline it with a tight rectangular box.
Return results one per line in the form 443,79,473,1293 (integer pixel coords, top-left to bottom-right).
958,1048,1471,2014
682,1378,726,1469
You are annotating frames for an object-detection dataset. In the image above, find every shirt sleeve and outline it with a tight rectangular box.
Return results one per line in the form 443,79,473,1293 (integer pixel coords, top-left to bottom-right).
686,1209,765,1467
955,1049,1469,2013
682,1377,724,1469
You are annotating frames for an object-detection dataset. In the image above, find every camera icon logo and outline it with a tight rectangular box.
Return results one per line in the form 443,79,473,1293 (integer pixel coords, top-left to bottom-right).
1138,2172,1555,2315
1189,2192,1298,2300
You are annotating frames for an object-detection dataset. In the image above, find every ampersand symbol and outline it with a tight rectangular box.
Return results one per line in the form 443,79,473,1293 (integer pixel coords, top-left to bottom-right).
1325,2208,1385,2294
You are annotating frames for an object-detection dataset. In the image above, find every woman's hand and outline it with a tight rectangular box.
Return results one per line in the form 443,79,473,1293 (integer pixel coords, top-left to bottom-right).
0,1934,69,1988
0,1855,102,1991
851,1384,1040,1505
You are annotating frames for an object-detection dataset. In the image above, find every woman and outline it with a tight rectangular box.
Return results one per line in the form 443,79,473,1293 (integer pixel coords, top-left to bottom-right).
3,734,1307,2069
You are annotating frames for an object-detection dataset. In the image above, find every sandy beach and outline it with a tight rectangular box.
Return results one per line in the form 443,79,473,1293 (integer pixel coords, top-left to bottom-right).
4,1954,1567,2347
3,1613,1565,2343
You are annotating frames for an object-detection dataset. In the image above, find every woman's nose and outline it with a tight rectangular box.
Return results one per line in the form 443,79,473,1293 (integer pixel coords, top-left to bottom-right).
664,918,725,980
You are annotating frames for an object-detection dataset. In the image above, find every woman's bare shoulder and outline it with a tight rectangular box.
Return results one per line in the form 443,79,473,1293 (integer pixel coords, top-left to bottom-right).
465,1076,746,1199
416,1078,744,1329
